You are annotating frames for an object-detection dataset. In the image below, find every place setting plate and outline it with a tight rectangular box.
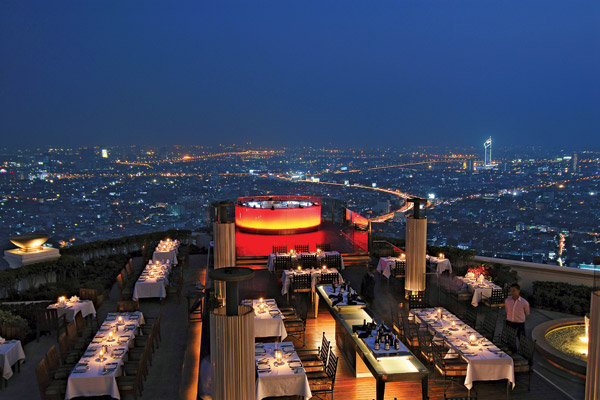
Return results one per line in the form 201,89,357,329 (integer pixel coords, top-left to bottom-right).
288,361,303,368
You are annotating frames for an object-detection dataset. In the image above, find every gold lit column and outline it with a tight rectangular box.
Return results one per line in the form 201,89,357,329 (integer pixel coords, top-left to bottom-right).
405,198,427,296
213,221,236,302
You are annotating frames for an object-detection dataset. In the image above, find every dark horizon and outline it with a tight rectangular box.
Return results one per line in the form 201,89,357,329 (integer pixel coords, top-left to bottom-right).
1,1,599,148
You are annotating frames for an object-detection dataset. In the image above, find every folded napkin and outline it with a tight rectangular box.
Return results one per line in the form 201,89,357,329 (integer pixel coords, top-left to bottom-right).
0,337,5,344
70,296,80,302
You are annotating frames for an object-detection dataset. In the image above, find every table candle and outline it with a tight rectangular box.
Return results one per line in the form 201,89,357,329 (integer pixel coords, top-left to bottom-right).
436,308,443,319
59,296,66,304
108,331,113,340
469,333,477,344
322,264,327,271
275,349,282,364
400,253,406,260
478,274,485,283
297,265,302,272
117,316,123,324
451,320,456,329
439,253,445,259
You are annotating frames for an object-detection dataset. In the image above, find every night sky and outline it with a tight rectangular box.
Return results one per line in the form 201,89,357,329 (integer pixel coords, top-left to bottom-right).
1,1,598,149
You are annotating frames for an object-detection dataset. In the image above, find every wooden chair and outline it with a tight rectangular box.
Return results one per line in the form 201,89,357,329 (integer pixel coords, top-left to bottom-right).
400,314,420,350
515,336,535,391
1,325,26,342
79,288,98,307
318,272,340,285
118,352,146,399
480,310,499,342
283,315,306,347
35,308,67,342
167,274,184,304
35,358,66,400
290,274,312,295
274,255,292,271
431,341,468,396
482,288,505,308
126,260,134,278
294,244,309,253
464,308,479,329
116,273,134,300
408,292,429,309
392,260,406,278
298,332,330,372
497,323,518,354
117,300,140,312
316,243,331,252
45,345,60,378
300,254,318,269
272,245,287,254
308,351,338,399
324,254,342,269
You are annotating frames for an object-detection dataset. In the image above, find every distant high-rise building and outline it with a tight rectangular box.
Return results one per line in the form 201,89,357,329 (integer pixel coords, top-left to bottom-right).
484,137,492,166
572,152,578,173
101,149,109,158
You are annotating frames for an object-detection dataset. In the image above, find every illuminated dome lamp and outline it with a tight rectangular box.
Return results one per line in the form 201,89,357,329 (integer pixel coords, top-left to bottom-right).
4,233,60,268
9,233,50,252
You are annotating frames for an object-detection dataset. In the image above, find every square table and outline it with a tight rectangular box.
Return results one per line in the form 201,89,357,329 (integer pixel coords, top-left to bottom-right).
410,307,514,390
376,257,404,279
0,340,25,380
255,341,312,400
133,260,172,300
456,275,502,306
65,311,145,400
48,298,96,322
426,255,453,274
242,299,287,339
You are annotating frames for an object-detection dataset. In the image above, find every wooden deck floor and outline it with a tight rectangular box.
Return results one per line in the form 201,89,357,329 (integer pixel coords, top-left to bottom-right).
293,309,570,400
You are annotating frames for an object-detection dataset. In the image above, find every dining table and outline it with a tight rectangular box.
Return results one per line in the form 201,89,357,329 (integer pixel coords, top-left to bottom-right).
242,299,287,339
410,307,515,390
281,267,343,295
267,251,344,272
65,311,145,400
132,260,173,301
0,339,25,380
376,257,404,279
255,341,312,400
426,255,453,274
152,239,179,265
47,297,97,321
456,274,502,307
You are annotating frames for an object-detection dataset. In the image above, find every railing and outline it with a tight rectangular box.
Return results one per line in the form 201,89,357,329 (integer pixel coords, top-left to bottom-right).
472,255,600,291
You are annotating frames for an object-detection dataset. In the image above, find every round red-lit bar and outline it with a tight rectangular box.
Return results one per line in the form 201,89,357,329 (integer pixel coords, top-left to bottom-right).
235,196,321,235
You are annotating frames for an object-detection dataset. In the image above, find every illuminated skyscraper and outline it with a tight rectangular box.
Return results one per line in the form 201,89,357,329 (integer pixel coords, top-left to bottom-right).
484,137,492,166
572,152,578,173
101,149,109,158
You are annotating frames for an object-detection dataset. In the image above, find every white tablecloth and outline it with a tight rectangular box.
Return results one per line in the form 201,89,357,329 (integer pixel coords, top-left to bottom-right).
267,251,344,272
243,299,287,339
281,268,343,295
133,261,172,300
426,255,453,274
0,340,25,379
65,311,145,400
456,276,501,306
255,342,312,400
152,240,179,265
411,307,514,390
48,300,96,322
376,257,404,279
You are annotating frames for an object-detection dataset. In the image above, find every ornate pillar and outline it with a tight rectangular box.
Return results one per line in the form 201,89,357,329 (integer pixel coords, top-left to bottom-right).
210,267,255,400
405,198,427,296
